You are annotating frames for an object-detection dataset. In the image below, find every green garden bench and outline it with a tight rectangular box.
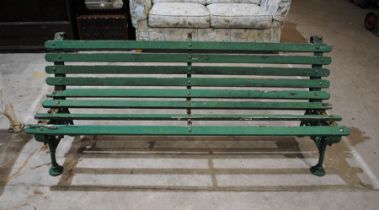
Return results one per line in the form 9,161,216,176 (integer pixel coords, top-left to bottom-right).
26,32,350,177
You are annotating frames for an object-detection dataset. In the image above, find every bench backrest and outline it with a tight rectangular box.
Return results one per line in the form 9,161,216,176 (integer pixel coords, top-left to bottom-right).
41,35,333,124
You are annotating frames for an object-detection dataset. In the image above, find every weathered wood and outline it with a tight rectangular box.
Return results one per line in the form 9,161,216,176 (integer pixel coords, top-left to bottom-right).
35,113,342,121
26,125,350,136
42,99,331,110
46,77,330,88
26,37,350,177
45,40,332,53
48,89,330,100
45,53,331,65
45,65,330,77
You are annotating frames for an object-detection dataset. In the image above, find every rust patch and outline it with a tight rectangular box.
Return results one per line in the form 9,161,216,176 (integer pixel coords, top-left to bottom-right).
32,190,44,196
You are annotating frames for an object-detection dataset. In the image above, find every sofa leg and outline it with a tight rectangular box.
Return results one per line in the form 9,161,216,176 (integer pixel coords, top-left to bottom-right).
47,136,64,176
310,137,327,176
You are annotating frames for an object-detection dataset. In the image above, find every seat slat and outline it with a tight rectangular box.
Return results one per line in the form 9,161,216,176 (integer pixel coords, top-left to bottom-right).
45,53,331,65
46,66,330,77
48,89,330,100
45,40,332,53
26,125,350,136
35,113,342,121
42,100,331,110
46,77,330,88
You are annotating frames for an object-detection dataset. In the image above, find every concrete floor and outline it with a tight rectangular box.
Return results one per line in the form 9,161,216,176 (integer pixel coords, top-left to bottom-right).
1,0,379,209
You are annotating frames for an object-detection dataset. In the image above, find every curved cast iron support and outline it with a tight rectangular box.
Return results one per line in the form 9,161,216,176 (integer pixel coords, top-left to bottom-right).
47,136,64,176
310,136,341,176
34,134,64,176
310,137,327,176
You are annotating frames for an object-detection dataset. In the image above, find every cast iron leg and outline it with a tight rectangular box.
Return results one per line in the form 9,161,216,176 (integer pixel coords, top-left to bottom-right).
47,136,64,176
310,137,327,176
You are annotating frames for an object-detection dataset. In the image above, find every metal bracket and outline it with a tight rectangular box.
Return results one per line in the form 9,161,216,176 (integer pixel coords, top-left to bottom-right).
46,108,74,125
310,36,323,44
311,135,341,147
27,124,59,131
186,40,193,128
301,110,333,126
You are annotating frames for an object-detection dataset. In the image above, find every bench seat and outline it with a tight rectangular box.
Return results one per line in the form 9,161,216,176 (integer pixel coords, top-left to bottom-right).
25,33,350,177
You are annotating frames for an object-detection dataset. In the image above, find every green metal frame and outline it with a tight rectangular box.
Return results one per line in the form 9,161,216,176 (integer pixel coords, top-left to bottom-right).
304,36,334,176
25,33,350,177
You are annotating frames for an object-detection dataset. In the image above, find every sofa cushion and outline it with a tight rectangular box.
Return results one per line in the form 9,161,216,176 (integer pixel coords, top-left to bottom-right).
207,3,272,29
153,0,206,5
207,0,260,4
148,3,210,28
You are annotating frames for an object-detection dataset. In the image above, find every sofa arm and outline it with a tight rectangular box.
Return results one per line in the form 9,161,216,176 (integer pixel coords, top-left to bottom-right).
129,0,152,28
261,0,292,22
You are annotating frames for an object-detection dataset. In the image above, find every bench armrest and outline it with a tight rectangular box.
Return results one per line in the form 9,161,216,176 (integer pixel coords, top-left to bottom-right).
261,0,292,22
129,0,152,28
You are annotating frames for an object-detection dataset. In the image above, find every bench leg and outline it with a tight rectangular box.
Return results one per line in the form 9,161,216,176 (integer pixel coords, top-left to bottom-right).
46,136,64,176
310,137,327,176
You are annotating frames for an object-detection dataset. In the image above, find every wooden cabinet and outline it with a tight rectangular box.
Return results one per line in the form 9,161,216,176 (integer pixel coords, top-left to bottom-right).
0,0,75,52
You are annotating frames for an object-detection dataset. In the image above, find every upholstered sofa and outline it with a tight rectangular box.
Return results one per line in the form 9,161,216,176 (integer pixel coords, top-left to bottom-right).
129,0,291,42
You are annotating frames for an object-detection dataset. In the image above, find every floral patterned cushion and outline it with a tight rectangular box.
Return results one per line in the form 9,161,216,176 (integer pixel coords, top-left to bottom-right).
148,3,210,28
261,0,291,21
207,3,272,28
207,0,260,4
129,0,152,27
153,0,206,5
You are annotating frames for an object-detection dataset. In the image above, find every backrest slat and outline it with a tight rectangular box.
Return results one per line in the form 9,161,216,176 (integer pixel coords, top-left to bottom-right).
45,40,332,53
44,38,333,113
46,77,329,88
42,100,331,110
45,53,331,65
47,89,330,100
46,66,330,77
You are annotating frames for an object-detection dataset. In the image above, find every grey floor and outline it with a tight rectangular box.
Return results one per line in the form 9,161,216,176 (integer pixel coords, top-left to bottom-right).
1,0,379,209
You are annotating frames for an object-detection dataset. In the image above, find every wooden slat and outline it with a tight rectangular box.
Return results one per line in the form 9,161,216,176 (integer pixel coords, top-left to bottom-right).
45,53,331,65
45,65,330,77
45,40,332,53
46,77,330,88
26,125,350,136
48,89,330,100
42,99,331,110
35,113,342,121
